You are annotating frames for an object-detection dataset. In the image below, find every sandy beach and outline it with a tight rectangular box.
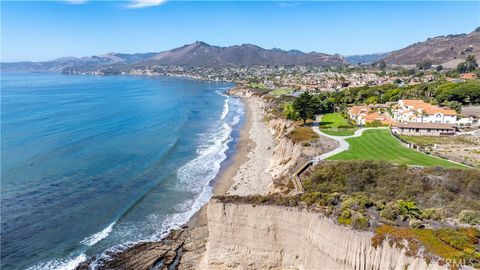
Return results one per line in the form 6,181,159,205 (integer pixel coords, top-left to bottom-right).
224,97,275,196
188,93,274,226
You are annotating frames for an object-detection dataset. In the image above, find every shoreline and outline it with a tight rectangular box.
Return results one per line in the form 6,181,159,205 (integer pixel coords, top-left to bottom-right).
75,88,271,270
187,94,254,227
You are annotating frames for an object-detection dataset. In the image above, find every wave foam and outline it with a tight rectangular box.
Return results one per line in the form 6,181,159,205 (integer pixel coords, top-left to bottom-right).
30,92,245,270
27,253,87,270
80,221,116,246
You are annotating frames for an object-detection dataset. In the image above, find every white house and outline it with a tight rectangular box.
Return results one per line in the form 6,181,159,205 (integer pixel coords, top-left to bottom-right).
393,100,458,124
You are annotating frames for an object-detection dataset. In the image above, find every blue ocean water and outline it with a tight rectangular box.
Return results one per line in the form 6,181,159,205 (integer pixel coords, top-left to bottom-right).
0,73,243,270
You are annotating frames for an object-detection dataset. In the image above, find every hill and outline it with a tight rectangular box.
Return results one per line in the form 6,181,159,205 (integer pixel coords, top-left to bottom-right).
1,52,157,72
141,41,347,67
382,28,480,67
345,52,389,65
1,42,347,72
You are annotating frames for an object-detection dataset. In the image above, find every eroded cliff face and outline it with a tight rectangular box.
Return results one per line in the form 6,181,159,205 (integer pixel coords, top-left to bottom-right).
206,200,448,270
227,87,310,182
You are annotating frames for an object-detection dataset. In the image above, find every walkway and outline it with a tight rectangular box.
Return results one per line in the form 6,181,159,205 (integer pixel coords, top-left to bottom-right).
311,115,387,164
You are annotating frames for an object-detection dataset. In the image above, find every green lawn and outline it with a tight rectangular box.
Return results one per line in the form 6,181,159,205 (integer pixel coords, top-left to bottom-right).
320,129,356,136
270,87,294,97
327,129,465,168
320,113,356,136
247,83,268,91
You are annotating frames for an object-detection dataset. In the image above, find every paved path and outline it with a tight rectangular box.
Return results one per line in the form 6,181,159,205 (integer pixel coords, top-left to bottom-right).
464,129,480,137
311,115,387,163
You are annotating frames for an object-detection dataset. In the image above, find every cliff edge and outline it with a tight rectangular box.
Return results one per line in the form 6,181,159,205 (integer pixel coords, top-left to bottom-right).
206,200,449,270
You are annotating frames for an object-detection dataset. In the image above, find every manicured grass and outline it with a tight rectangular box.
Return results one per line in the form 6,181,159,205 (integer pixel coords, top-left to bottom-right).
320,129,356,136
327,129,465,168
320,113,357,136
270,87,294,97
320,113,350,128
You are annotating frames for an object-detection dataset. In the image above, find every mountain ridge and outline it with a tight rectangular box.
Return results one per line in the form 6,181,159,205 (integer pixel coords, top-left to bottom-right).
1,42,347,72
382,28,480,66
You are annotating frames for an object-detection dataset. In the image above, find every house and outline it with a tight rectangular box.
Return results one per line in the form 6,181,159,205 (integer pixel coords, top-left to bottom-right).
460,73,478,80
393,100,458,124
348,106,370,125
391,122,456,136
348,105,392,125
364,111,394,125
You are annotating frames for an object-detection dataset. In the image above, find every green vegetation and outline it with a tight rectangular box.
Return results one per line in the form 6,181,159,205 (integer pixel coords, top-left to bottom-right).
301,161,479,217
286,126,319,143
314,79,480,111
282,102,298,120
216,161,480,267
247,82,268,90
320,129,356,136
293,92,316,124
458,210,480,225
270,87,294,97
457,55,478,73
327,129,465,168
319,113,350,128
319,113,356,136
399,135,479,147
372,225,480,268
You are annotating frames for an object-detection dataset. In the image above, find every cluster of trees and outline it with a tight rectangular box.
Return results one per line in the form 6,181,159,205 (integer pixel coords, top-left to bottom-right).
289,92,334,123
457,55,478,73
285,79,480,122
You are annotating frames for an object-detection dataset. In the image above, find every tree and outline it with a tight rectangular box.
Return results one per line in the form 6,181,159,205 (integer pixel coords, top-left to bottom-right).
378,60,386,69
436,65,443,72
457,55,478,73
283,102,298,120
416,60,432,70
442,101,462,113
293,92,315,124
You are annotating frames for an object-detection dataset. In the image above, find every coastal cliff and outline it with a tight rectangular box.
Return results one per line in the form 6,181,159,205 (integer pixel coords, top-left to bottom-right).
206,200,449,270
227,86,332,188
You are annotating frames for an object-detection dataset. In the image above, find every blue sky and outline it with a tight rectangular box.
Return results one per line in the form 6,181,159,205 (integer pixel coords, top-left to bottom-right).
1,1,479,62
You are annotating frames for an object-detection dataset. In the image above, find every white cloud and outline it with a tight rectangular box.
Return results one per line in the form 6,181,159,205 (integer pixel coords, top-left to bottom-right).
127,0,167,8
65,0,88,4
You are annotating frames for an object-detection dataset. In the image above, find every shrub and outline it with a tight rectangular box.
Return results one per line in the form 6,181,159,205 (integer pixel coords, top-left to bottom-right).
365,120,388,127
342,193,372,211
351,214,370,230
337,216,352,225
283,102,298,120
301,192,322,206
396,200,421,219
420,208,444,221
409,219,423,228
380,207,397,221
286,127,319,143
458,210,480,225
341,209,351,219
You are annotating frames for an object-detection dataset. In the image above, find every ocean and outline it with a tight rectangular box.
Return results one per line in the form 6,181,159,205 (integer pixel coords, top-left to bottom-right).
0,73,244,270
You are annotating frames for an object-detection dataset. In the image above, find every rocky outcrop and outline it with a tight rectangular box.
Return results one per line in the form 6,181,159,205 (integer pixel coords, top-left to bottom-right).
76,226,208,270
206,200,448,270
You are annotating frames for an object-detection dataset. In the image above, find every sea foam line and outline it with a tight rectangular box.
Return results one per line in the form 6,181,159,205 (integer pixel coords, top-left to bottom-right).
80,221,116,246
27,253,87,270
35,91,244,270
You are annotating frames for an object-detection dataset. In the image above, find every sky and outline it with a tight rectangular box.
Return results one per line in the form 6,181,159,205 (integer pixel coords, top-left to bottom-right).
1,1,479,62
